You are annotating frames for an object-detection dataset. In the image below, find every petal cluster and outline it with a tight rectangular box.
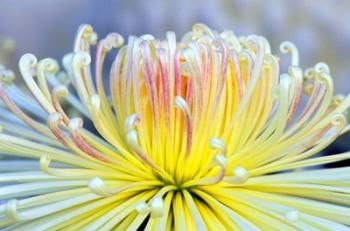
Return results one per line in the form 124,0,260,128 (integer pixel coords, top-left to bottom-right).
0,24,349,230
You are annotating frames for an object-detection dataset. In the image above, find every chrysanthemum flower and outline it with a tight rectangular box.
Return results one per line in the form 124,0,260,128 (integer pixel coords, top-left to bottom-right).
0,24,350,230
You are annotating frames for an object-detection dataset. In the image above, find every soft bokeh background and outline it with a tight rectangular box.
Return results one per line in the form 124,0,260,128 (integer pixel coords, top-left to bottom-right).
0,0,349,164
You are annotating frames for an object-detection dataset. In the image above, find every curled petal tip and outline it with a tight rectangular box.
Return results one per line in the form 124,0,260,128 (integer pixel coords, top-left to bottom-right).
5,199,20,221
210,138,227,156
68,117,84,131
53,85,69,97
73,51,91,67
88,176,111,197
135,201,150,214
150,196,164,218
39,154,52,175
225,166,249,184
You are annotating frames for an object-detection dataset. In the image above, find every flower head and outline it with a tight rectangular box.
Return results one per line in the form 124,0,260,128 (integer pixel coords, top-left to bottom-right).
0,24,350,230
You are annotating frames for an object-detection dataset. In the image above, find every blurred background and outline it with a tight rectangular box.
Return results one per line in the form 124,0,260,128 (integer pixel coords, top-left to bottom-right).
0,0,349,163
